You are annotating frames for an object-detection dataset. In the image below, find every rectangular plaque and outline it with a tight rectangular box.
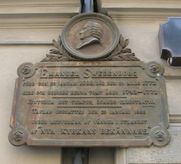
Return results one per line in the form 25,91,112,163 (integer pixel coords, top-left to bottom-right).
9,61,170,147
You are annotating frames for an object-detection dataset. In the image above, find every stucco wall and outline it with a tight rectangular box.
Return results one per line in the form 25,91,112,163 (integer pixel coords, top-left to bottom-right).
0,1,181,163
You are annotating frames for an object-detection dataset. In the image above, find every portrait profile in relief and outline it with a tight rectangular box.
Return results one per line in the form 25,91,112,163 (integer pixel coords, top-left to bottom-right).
76,21,103,49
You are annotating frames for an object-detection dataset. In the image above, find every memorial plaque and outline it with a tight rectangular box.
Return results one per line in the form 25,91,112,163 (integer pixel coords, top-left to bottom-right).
9,60,170,147
9,11,170,147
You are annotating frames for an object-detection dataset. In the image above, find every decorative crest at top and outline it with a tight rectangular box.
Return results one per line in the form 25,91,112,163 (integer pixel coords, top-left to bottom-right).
42,0,139,62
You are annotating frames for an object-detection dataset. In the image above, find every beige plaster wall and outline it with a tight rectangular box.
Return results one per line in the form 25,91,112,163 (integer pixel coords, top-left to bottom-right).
0,1,180,164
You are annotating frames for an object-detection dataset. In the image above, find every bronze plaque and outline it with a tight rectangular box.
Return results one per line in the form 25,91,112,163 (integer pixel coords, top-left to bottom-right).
9,61,170,147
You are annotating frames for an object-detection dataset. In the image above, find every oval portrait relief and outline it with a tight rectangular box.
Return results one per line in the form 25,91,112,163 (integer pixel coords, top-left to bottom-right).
61,13,120,60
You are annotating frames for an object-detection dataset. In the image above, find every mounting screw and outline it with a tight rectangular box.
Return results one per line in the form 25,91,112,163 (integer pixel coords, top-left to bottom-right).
21,66,31,75
146,62,164,77
17,63,35,78
13,131,24,142
149,64,160,74
150,126,170,147
155,131,165,142
8,128,27,146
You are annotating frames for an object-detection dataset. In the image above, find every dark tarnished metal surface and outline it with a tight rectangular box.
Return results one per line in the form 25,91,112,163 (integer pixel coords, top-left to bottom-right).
9,61,170,147
159,17,181,66
80,0,95,13
80,0,104,14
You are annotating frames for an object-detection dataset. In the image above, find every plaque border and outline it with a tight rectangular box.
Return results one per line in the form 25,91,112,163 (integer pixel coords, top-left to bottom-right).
9,61,170,147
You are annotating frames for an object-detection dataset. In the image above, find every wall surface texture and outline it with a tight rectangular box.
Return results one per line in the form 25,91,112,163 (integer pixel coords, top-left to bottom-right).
0,0,181,164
